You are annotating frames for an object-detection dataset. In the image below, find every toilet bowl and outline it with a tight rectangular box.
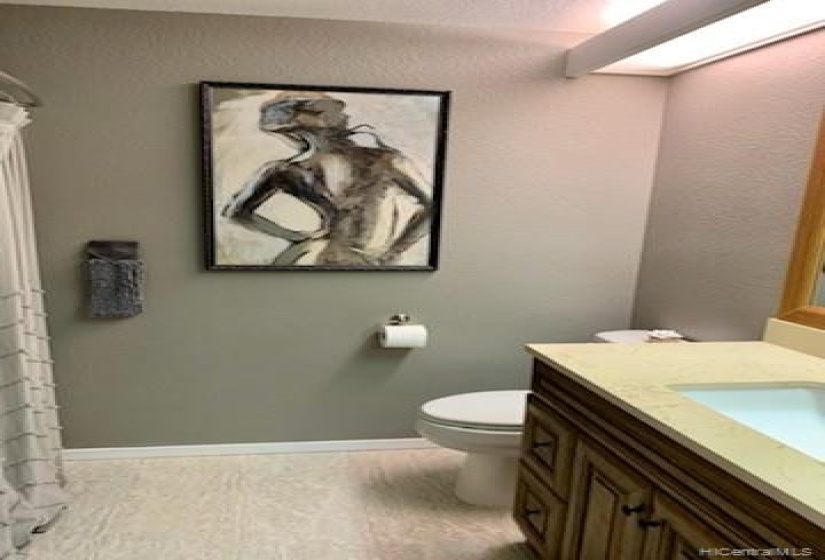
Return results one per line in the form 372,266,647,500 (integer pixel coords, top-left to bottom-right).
415,390,529,508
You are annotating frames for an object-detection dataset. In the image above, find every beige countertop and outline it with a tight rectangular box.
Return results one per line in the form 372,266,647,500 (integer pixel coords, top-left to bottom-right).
525,341,825,528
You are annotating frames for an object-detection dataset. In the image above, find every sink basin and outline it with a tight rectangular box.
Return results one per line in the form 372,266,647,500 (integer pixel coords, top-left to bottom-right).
672,383,825,461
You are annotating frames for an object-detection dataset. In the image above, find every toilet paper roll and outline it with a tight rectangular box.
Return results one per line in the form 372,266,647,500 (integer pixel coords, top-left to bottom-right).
379,324,428,348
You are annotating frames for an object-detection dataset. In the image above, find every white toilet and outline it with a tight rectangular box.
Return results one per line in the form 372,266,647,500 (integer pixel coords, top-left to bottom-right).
416,390,529,508
416,330,654,508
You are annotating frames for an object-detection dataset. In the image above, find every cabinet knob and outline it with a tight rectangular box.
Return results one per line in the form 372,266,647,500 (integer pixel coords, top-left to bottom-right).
638,518,664,529
621,504,645,516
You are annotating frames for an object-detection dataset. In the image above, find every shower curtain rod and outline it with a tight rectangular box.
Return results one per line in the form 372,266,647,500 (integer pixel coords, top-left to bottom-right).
0,70,42,108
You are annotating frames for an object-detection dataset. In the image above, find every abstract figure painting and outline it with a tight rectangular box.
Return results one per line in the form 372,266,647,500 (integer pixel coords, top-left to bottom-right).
201,82,450,270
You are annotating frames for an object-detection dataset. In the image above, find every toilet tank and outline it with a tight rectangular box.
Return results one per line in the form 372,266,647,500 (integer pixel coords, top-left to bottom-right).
593,330,652,343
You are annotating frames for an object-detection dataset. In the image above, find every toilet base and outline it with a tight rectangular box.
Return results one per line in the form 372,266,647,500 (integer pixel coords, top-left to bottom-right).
454,452,518,508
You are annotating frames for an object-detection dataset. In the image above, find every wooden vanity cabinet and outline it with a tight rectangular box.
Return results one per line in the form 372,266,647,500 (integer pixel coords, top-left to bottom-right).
514,360,825,560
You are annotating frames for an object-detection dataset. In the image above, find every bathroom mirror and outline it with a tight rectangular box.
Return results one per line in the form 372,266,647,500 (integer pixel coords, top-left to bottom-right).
814,244,825,307
778,113,825,329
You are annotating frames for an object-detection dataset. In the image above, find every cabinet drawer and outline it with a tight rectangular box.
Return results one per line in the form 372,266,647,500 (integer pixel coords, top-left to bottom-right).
514,463,566,560
522,395,575,499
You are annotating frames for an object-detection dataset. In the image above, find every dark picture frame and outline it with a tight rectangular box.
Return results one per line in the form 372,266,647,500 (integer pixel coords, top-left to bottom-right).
200,81,450,271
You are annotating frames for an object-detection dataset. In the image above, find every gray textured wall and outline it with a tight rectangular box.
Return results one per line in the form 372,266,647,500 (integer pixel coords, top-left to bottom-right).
633,30,825,341
0,5,667,448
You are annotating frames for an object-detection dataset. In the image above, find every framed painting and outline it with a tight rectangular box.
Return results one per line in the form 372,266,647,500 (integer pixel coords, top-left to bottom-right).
200,81,450,271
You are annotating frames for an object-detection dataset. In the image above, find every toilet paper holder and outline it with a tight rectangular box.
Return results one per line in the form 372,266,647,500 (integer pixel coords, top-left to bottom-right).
387,313,411,325
379,314,428,349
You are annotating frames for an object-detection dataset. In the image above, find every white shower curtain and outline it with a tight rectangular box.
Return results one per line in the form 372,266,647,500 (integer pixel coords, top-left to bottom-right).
0,102,67,558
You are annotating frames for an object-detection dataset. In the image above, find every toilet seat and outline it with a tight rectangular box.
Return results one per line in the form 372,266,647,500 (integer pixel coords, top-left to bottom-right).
418,390,529,431
416,417,524,454
419,416,521,432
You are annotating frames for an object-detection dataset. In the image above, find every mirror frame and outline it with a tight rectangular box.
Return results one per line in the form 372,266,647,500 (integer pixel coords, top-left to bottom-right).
779,112,825,330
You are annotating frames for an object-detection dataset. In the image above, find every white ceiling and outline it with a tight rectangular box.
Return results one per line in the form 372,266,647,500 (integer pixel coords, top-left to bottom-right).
0,0,661,33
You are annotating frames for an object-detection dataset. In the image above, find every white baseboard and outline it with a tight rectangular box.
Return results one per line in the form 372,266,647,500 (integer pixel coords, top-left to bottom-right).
63,437,436,461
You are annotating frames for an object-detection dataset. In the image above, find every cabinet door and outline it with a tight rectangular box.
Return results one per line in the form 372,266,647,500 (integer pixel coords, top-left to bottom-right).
514,463,567,560
640,492,742,560
561,439,651,560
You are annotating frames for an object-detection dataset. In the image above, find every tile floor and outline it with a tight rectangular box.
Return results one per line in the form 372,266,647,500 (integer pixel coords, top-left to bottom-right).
25,448,532,560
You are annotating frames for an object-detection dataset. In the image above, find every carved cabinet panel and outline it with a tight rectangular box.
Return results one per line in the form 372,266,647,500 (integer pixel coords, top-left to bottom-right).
640,492,740,560
561,439,650,560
